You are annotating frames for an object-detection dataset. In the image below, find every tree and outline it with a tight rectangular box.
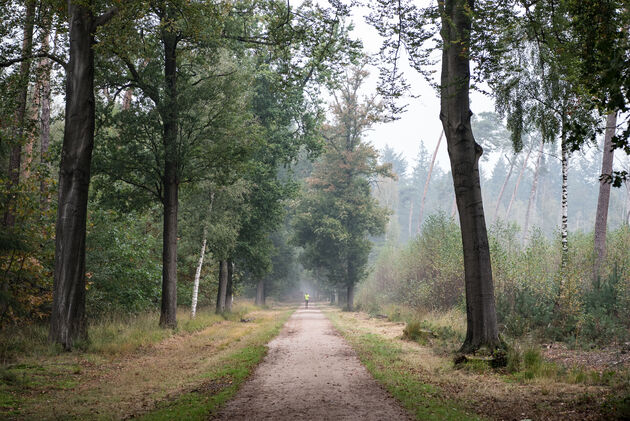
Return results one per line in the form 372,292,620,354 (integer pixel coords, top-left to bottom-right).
48,0,123,349
593,112,618,288
293,67,391,311
438,0,500,353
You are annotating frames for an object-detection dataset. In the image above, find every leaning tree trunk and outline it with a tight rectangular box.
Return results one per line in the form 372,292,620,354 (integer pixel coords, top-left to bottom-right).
439,0,499,353
522,140,544,244
190,233,206,318
49,3,96,349
225,259,233,312
560,132,569,273
216,260,228,313
492,155,515,223
3,0,35,227
255,279,265,306
505,144,533,221
158,30,179,329
417,130,443,233
593,112,617,289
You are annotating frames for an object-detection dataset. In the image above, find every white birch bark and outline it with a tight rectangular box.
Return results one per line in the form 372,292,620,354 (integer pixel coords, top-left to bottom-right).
190,234,206,318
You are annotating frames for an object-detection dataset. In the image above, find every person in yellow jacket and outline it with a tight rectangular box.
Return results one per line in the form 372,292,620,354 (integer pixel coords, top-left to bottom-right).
304,293,310,309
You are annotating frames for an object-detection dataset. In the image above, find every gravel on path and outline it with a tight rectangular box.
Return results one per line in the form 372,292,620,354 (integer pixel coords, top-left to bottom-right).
214,305,413,421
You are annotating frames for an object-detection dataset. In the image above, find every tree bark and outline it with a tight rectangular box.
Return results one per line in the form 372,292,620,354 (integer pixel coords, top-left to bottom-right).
216,260,228,313
560,132,569,273
158,29,179,328
417,130,443,233
190,233,206,318
3,0,35,227
593,112,617,288
439,0,499,353
346,283,354,311
407,199,414,238
49,2,96,349
39,28,53,207
492,155,515,223
522,140,544,243
255,278,265,306
505,144,533,221
225,259,233,312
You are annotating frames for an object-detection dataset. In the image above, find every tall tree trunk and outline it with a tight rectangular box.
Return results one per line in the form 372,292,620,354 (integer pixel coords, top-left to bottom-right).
225,259,233,312
407,199,414,238
416,130,444,233
255,279,265,306
492,155,515,223
346,284,354,311
560,132,569,273
3,0,35,227
593,112,617,289
439,0,499,353
190,233,206,318
216,260,228,313
505,144,533,221
39,30,52,207
522,140,544,243
49,2,95,349
158,30,179,328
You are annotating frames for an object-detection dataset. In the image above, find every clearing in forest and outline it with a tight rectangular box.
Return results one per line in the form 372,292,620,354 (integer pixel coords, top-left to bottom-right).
214,306,413,421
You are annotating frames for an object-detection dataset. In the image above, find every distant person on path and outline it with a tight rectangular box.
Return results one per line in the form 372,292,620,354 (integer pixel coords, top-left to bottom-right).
304,293,310,309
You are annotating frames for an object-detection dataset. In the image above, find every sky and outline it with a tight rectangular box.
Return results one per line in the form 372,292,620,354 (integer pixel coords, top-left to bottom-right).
346,4,496,175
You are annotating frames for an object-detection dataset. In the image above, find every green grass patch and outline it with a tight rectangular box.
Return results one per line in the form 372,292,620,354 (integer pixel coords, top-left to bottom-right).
326,311,484,421
138,309,292,420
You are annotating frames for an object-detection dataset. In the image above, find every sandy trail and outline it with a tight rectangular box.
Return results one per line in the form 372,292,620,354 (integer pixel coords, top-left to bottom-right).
215,306,412,421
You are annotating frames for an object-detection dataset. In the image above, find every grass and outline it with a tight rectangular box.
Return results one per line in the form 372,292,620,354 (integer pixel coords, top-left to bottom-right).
325,308,483,421
139,314,288,420
0,303,293,420
0,304,262,362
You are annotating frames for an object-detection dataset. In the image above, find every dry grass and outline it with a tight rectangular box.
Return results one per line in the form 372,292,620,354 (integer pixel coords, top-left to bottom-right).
0,303,293,420
324,306,628,420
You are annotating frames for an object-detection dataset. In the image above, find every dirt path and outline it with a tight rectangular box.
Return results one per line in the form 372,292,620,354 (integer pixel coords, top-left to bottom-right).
214,306,412,421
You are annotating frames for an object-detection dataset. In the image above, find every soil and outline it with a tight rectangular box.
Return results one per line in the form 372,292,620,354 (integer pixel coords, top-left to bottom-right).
213,306,413,421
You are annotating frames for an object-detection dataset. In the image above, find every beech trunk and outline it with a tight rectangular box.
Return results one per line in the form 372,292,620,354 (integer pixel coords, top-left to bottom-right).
439,0,499,353
49,3,95,349
593,112,617,288
158,30,179,328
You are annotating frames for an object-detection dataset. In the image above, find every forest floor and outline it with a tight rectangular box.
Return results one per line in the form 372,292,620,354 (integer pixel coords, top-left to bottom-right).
0,305,292,420
325,307,630,420
213,305,412,420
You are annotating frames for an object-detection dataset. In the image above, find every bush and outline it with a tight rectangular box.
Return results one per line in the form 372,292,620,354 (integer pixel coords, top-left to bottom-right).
359,211,630,347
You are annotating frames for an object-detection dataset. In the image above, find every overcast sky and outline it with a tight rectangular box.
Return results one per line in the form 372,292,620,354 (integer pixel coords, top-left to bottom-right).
346,4,496,175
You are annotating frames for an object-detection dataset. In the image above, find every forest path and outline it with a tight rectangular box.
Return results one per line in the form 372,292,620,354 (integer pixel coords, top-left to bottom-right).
214,305,412,421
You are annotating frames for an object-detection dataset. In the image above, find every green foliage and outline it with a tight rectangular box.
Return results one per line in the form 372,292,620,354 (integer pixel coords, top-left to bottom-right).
359,212,630,346
85,210,162,318
293,67,391,301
